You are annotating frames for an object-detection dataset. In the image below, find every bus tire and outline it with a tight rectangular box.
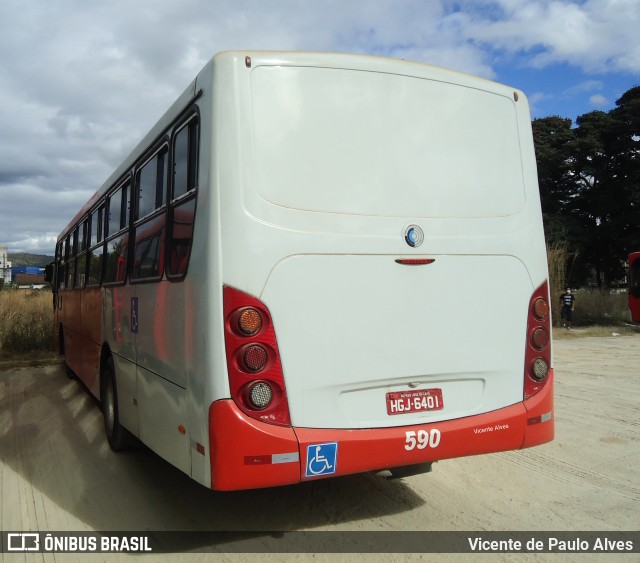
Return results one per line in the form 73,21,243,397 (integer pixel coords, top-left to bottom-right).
102,356,132,451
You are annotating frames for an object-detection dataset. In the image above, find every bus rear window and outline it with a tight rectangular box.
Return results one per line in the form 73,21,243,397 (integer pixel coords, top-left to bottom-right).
251,67,526,219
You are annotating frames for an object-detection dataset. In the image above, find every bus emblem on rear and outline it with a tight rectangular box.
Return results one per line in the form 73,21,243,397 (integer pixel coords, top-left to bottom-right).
404,225,424,248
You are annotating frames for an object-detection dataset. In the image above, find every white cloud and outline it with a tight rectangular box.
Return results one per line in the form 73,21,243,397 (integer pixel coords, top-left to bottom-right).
7,234,59,255
564,80,605,95
589,94,609,107
457,0,640,74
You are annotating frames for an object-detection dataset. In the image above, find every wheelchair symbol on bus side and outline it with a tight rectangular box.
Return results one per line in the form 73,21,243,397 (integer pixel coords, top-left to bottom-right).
131,297,138,334
305,442,338,478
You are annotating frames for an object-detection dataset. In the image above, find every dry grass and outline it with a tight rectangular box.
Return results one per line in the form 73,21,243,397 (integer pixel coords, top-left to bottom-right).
0,290,55,360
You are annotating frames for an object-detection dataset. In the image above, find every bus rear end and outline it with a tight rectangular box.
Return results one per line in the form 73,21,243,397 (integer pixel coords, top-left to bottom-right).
208,52,553,490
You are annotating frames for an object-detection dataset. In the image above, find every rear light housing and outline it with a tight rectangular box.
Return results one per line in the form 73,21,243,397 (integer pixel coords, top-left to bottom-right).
223,285,291,426
524,281,552,399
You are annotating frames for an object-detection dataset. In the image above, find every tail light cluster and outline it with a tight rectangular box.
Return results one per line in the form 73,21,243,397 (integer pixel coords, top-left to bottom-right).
524,280,552,399
223,285,291,426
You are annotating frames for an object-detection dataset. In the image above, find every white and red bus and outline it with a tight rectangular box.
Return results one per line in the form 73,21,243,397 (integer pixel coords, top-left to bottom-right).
629,252,640,322
49,51,553,490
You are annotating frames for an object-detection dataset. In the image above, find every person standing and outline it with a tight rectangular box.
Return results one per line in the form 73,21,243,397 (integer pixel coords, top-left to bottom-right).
559,287,576,329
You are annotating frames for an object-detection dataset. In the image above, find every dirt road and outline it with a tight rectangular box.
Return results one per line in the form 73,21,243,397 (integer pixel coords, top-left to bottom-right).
1,335,639,561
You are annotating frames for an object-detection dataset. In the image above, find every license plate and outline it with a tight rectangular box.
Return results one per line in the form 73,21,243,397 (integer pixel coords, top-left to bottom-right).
386,388,444,415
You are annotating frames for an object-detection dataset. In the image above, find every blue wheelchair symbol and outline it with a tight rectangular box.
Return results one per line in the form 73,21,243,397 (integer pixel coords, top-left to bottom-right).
305,442,338,478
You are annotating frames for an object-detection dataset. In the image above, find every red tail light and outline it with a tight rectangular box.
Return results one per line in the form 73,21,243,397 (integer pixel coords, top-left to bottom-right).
524,281,552,399
223,285,291,426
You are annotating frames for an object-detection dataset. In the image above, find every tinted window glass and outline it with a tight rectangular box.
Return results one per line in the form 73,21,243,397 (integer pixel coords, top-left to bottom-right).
137,150,167,219
104,235,128,284
90,207,103,247
173,127,188,199
108,187,122,235
132,214,165,280
75,253,86,288
87,245,103,286
122,182,130,229
79,219,88,252
173,118,197,200
168,198,195,279
56,242,64,290
138,157,158,219
108,182,130,234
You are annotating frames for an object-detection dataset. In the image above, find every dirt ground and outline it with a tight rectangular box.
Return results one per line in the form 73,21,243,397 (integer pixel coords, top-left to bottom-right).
1,335,638,562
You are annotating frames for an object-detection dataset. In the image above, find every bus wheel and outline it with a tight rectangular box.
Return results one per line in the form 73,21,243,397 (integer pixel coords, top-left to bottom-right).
102,356,131,451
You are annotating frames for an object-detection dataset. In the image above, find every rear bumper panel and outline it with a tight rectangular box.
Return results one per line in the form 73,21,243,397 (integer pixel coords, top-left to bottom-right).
209,370,553,490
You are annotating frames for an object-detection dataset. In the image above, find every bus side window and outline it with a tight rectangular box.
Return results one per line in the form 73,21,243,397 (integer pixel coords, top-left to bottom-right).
56,241,65,291
66,230,77,289
132,214,165,281
131,147,168,282
87,244,104,286
168,116,198,280
136,149,167,221
76,218,89,288
168,198,195,277
87,206,105,287
172,120,197,200
104,235,128,285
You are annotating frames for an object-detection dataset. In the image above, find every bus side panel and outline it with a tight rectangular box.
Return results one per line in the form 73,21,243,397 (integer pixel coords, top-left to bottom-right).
80,287,102,393
135,280,189,389
137,365,191,476
104,286,136,363
113,353,138,436
62,290,82,378
104,285,138,430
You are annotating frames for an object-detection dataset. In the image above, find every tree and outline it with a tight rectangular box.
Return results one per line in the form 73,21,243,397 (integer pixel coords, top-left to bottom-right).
533,86,640,288
532,116,576,216
532,116,579,245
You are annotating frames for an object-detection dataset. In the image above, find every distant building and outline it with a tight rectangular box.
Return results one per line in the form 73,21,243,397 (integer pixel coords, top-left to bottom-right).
14,273,47,289
11,266,45,276
0,244,11,284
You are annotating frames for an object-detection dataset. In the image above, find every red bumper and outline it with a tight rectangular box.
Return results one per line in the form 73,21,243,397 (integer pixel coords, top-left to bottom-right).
209,370,553,491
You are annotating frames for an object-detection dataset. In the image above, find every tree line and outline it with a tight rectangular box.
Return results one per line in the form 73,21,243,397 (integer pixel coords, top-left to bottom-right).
532,85,640,289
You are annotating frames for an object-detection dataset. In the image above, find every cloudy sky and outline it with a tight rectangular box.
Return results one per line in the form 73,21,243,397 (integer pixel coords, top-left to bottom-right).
1,0,638,255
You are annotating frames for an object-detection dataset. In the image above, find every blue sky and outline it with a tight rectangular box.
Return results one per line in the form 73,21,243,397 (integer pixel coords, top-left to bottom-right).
0,0,638,254
499,62,638,119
